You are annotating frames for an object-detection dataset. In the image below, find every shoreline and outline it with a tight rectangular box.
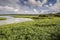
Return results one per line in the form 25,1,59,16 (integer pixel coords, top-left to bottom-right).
0,16,33,25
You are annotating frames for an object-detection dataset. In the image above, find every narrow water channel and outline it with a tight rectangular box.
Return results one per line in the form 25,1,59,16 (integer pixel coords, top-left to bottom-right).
0,16,33,25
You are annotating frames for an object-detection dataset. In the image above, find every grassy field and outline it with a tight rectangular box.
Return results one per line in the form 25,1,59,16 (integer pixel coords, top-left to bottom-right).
0,16,60,40
13,15,38,18
0,17,7,20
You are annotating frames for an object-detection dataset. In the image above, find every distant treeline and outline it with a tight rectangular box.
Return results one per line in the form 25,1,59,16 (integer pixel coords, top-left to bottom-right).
0,12,60,17
39,13,60,17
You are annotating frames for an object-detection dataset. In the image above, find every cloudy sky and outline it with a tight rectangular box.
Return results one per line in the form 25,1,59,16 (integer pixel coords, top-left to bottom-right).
0,0,60,14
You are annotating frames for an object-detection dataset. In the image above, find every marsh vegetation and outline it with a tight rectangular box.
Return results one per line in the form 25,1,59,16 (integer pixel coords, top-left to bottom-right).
0,13,60,40
0,17,7,20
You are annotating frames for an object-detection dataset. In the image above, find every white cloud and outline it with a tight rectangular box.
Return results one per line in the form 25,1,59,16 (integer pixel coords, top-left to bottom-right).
49,3,53,6
33,9,39,13
0,6,19,12
40,10,49,13
41,0,60,13
49,0,60,12
42,0,47,4
28,0,48,7
0,0,60,14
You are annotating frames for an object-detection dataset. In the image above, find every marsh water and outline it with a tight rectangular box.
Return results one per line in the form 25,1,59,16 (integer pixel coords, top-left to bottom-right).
0,16,33,25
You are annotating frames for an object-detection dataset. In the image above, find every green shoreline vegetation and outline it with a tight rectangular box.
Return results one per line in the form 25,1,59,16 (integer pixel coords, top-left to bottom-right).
0,17,7,20
0,13,60,40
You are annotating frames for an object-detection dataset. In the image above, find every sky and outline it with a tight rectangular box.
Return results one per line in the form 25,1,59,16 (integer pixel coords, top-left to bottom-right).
0,0,60,14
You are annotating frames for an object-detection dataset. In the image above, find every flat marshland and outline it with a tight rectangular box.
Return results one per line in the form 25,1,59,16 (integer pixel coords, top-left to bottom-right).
0,14,60,40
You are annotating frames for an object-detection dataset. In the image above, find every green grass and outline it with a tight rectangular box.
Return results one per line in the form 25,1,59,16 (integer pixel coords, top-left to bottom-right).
0,17,7,20
13,15,38,18
0,17,60,40
12,15,54,20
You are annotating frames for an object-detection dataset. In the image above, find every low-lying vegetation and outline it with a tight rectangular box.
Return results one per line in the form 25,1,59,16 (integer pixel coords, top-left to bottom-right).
39,13,60,17
0,17,60,40
13,15,38,18
0,17,7,20
0,13,60,40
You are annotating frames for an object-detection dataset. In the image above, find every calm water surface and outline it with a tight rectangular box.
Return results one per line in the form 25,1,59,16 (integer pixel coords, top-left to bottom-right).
0,16,33,25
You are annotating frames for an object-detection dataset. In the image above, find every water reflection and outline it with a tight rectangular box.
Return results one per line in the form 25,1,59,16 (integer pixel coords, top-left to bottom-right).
0,16,33,25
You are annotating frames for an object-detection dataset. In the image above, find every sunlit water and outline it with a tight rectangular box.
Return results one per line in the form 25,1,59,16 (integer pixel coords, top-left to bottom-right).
0,16,33,25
